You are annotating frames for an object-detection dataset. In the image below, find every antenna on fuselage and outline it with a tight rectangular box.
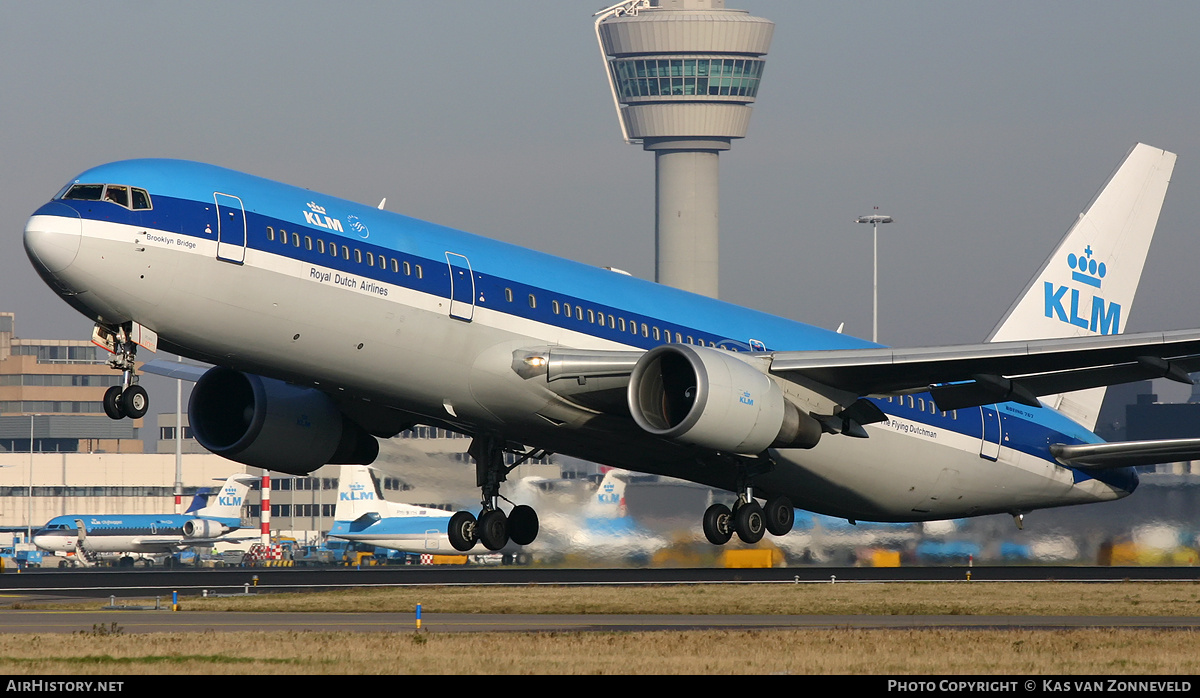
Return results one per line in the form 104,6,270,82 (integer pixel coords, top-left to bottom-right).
377,198,386,210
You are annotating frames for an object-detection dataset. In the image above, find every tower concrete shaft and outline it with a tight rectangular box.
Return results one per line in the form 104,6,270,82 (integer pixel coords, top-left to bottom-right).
596,0,773,298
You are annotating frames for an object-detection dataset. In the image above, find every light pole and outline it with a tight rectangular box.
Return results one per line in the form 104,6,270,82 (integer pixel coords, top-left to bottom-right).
27,414,39,543
855,211,893,343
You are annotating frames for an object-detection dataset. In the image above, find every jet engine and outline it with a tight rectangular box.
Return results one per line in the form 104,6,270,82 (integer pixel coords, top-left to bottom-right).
627,345,821,454
182,519,234,539
189,367,378,475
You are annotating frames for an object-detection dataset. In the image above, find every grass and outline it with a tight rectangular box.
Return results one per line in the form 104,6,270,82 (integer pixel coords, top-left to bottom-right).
0,628,1198,674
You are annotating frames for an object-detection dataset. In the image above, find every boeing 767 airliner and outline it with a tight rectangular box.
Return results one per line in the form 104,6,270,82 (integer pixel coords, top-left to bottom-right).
23,143,1200,551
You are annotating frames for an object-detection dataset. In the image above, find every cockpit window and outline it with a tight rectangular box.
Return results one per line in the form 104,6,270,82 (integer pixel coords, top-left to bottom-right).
61,183,152,210
131,188,151,209
62,184,104,201
105,185,129,207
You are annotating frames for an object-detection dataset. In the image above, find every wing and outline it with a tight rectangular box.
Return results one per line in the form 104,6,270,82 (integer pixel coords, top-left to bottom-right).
767,328,1200,412
140,359,211,381
519,329,1200,458
532,329,1200,418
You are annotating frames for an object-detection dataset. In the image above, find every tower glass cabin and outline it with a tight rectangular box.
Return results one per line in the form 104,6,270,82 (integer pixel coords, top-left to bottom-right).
596,0,773,298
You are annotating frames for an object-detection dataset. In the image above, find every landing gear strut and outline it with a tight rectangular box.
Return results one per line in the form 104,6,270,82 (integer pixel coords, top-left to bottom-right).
97,324,147,420
701,454,795,546
446,434,544,552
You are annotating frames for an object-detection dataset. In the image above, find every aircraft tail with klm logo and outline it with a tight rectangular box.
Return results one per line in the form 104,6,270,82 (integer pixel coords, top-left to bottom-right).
189,473,256,521
334,465,384,522
333,465,451,523
987,143,1177,431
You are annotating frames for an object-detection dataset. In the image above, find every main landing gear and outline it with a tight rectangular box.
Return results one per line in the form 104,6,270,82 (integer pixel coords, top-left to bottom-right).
97,324,148,420
701,456,795,546
447,435,545,552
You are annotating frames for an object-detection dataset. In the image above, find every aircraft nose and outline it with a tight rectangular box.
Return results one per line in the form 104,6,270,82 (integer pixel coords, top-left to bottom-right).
24,202,82,274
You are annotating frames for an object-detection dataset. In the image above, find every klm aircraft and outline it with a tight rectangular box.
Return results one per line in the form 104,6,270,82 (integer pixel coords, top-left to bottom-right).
327,465,454,554
32,474,254,563
23,143,1200,552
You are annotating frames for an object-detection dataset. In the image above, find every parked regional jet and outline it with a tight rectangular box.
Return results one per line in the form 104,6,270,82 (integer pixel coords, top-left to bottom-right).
24,143,1200,553
327,465,454,554
32,474,255,564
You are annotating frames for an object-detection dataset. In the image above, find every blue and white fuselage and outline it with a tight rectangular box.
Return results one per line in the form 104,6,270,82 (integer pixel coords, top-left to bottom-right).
24,153,1172,529
33,513,244,554
32,474,254,555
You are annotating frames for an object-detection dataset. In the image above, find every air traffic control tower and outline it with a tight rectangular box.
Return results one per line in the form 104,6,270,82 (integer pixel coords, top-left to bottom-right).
595,0,773,298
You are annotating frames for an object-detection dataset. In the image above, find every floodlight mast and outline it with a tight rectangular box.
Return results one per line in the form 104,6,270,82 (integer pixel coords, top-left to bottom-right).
595,0,773,299
855,212,894,343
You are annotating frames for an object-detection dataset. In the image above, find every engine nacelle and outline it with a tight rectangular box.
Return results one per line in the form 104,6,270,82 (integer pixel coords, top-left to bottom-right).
627,345,820,454
189,367,379,475
182,519,233,539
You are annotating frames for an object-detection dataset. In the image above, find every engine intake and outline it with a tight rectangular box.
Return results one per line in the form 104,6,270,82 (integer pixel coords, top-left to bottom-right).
628,345,820,454
189,368,378,475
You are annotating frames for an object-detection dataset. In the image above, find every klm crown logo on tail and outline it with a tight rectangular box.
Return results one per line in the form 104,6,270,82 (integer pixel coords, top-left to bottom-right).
218,483,243,508
597,481,620,505
340,480,375,502
1043,246,1120,335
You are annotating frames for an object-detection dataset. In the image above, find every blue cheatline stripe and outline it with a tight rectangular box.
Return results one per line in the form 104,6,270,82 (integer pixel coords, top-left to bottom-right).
329,519,447,536
40,514,242,531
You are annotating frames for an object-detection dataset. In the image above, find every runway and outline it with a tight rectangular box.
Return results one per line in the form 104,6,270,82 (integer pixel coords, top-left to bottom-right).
3,564,1199,600
3,609,1200,634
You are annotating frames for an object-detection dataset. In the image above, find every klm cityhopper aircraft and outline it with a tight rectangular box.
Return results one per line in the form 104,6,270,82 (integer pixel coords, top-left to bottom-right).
23,143,1200,552
327,465,453,554
32,474,254,564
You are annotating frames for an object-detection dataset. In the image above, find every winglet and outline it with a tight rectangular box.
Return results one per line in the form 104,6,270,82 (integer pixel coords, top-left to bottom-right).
987,143,1177,430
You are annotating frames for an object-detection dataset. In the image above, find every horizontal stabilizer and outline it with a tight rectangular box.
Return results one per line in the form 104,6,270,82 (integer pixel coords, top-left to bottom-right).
1050,439,1200,469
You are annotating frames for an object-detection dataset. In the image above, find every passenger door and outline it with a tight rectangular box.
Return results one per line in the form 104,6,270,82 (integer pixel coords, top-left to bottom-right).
214,192,247,264
445,252,475,321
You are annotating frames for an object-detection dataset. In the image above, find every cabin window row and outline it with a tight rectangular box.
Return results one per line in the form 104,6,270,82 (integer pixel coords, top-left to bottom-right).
503,288,724,347
884,395,957,419
266,227,422,278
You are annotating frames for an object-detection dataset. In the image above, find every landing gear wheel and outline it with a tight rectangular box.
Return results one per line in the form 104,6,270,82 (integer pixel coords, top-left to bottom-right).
477,509,509,551
734,501,765,544
448,511,478,552
508,505,539,546
764,496,795,536
103,385,124,420
702,503,734,545
121,385,148,419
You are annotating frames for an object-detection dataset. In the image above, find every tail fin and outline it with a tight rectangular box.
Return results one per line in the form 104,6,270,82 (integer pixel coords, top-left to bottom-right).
334,465,385,521
987,143,1177,430
586,468,628,519
184,489,210,515
191,474,254,520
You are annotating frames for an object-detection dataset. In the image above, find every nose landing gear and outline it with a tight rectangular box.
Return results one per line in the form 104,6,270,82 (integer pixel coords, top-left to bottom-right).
95,323,149,420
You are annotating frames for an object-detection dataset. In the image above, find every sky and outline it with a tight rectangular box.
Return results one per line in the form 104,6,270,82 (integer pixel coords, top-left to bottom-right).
2,1,1198,366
